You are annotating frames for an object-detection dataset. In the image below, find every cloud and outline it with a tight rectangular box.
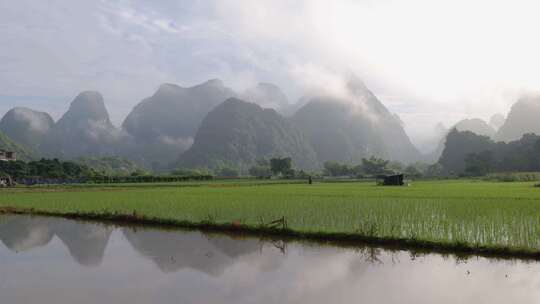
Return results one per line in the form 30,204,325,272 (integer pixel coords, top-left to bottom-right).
207,0,540,147
2,0,540,149
157,135,194,151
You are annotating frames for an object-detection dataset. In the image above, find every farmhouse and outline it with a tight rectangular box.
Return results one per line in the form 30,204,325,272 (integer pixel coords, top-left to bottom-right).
0,150,16,161
376,174,405,186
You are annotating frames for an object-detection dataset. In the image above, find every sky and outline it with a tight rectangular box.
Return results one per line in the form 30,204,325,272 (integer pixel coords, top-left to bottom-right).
1,0,540,152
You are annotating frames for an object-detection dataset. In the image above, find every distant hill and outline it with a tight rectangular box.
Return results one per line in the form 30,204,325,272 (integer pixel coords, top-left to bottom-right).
41,91,124,159
0,107,54,153
122,79,236,168
439,129,540,175
292,77,420,164
177,98,318,171
489,113,505,131
427,118,495,163
0,130,33,160
454,118,496,137
242,83,290,113
438,129,494,174
495,95,540,142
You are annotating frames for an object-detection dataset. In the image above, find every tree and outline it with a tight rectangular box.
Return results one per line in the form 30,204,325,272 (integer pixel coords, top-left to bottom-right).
270,157,292,176
249,158,272,178
170,168,211,177
0,158,96,179
130,169,149,177
249,165,271,178
425,163,443,178
323,161,352,176
361,157,390,175
387,161,404,174
464,150,494,176
404,165,422,178
217,166,240,177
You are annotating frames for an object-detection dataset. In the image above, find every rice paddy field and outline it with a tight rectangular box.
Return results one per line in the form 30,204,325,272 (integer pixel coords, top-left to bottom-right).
1,180,540,255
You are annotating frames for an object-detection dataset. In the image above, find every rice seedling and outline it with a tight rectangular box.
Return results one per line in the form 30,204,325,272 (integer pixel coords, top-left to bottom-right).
1,180,539,254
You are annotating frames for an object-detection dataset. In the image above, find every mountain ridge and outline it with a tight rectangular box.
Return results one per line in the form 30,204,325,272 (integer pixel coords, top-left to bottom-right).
178,97,319,171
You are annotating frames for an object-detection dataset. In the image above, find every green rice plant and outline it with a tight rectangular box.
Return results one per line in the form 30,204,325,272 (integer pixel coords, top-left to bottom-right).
1,180,540,253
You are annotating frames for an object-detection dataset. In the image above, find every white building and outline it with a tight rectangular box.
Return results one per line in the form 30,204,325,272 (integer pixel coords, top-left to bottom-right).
0,150,16,161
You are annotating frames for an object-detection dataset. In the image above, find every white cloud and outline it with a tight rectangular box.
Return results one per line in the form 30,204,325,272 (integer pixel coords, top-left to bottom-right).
209,0,540,148
2,0,540,150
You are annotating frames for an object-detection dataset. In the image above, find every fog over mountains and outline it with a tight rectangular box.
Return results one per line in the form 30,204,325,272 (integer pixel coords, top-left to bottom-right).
0,107,54,153
427,116,505,162
494,95,540,142
293,78,421,164
178,98,318,170
489,114,506,131
40,91,124,159
1,76,540,171
122,80,237,167
241,83,291,115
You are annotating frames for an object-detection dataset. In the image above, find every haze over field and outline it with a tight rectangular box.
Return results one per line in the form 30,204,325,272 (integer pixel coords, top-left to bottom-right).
2,0,540,164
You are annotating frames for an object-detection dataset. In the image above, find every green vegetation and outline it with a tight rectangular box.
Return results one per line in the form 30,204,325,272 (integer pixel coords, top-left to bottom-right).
75,156,146,176
322,158,432,179
0,158,212,184
440,129,540,176
248,159,272,178
0,158,95,179
1,180,540,256
270,157,293,176
0,130,33,160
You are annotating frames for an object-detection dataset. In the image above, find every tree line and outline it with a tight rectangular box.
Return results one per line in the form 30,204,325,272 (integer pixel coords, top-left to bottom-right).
439,129,540,176
321,157,442,179
0,159,95,179
0,158,212,184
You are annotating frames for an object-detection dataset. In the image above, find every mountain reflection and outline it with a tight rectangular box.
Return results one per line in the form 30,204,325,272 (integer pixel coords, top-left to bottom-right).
0,215,380,275
53,220,113,267
122,228,260,276
0,215,112,266
0,215,270,273
0,215,54,252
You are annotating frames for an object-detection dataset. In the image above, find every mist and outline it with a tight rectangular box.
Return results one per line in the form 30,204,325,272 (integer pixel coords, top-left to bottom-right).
2,0,540,151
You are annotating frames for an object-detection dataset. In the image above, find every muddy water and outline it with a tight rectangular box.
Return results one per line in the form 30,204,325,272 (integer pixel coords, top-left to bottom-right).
0,214,538,304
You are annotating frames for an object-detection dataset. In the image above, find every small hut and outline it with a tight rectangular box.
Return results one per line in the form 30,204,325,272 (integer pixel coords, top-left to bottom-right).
376,174,404,186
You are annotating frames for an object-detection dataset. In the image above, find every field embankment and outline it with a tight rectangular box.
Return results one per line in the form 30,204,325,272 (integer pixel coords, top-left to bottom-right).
1,180,539,258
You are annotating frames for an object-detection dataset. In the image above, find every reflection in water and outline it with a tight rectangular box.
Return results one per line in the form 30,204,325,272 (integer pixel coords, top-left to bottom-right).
1,215,539,304
0,215,112,266
0,216,54,252
54,220,113,267
123,228,261,275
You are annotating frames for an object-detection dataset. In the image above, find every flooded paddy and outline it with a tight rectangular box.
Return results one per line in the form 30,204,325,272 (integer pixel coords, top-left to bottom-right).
0,214,539,304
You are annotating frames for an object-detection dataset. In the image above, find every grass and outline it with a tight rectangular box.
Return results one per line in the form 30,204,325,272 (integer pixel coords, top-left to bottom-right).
1,179,540,257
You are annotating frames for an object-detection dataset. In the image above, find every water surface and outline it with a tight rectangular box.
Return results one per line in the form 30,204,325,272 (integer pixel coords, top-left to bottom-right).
0,215,539,304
